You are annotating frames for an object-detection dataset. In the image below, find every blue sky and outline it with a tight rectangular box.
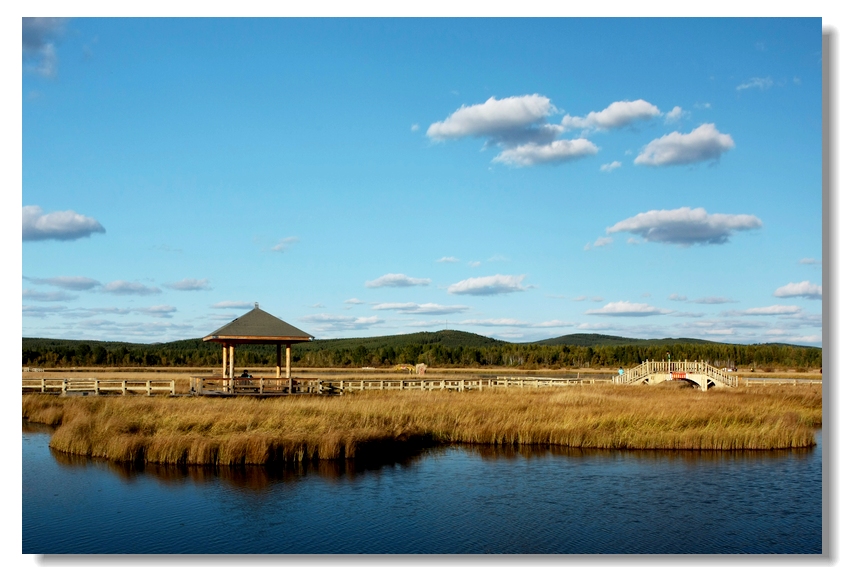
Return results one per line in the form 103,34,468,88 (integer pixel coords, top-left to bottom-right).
21,17,826,346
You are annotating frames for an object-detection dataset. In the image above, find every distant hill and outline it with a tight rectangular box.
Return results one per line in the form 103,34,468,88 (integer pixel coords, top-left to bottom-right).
293,330,505,352
532,333,717,347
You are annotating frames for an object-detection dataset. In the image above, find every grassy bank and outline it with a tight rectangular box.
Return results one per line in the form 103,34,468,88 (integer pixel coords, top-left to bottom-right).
22,385,821,466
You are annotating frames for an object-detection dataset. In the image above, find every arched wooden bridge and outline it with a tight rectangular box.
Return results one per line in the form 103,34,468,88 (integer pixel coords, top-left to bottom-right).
612,360,738,391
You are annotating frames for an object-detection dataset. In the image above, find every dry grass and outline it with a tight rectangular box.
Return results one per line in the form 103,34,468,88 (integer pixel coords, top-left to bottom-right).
22,385,821,466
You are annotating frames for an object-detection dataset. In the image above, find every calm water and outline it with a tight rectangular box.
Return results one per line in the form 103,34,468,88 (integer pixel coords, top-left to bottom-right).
22,421,822,554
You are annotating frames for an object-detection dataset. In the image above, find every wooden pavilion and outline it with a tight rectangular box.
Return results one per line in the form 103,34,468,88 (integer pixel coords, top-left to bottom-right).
203,303,313,393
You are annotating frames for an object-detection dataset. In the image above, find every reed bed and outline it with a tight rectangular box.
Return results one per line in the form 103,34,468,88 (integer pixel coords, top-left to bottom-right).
22,385,821,466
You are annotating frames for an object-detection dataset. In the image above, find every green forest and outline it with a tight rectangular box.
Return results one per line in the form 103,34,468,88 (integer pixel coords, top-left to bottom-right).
22,331,822,371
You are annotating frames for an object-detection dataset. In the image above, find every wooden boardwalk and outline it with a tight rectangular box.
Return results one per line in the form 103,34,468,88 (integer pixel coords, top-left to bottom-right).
22,377,175,396
190,375,613,396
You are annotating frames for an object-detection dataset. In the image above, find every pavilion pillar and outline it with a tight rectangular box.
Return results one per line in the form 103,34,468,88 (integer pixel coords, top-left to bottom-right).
287,343,292,394
276,343,282,379
229,345,235,393
222,344,227,379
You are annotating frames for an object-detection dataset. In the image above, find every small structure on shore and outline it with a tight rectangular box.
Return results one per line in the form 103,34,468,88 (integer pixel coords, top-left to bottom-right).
203,303,313,393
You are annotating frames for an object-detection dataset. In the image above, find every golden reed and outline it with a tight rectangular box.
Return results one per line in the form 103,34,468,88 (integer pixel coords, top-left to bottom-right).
22,385,821,466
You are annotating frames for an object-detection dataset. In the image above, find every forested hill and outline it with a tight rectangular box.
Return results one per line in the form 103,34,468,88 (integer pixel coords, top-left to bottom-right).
534,334,716,347
22,331,821,370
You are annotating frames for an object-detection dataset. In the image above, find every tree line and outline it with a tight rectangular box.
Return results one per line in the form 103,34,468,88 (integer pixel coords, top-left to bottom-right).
22,337,822,371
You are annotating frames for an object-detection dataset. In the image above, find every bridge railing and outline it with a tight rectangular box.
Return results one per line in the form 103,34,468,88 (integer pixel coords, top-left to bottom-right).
613,360,738,388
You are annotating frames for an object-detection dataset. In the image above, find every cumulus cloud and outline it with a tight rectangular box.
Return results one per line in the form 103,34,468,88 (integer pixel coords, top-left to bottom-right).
448,274,527,296
691,296,737,304
605,207,762,245
427,94,558,145
634,123,735,166
371,302,469,315
102,281,161,296
737,77,773,91
773,281,822,300
437,256,459,263
562,99,661,130
137,305,177,318
492,138,599,167
23,289,78,302
584,236,613,251
211,301,254,309
22,18,65,78
365,273,431,288
163,278,211,291
664,106,687,123
461,318,573,328
585,301,671,317
23,205,106,242
728,305,802,316
300,314,383,332
271,237,300,252
24,276,101,290
344,298,365,305
600,161,621,172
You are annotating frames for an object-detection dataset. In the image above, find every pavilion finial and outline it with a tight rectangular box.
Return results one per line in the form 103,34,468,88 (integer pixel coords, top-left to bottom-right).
255,302,259,309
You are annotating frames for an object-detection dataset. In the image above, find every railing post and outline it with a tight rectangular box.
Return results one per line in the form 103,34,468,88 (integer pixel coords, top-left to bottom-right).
146,380,152,396
61,379,67,396
171,380,176,396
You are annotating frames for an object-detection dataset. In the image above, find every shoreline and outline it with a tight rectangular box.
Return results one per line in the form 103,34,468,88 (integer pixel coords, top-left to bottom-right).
22,385,821,466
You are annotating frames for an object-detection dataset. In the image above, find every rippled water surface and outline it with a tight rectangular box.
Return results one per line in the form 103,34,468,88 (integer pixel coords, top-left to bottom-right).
23,422,821,554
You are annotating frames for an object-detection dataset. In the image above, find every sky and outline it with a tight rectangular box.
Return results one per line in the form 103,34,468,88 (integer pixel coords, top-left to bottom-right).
20,16,828,347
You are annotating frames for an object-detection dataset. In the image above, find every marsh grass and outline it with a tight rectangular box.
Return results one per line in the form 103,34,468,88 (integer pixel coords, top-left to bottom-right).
22,385,821,465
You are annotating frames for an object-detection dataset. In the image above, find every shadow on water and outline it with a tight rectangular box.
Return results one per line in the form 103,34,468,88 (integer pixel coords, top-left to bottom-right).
462,440,816,464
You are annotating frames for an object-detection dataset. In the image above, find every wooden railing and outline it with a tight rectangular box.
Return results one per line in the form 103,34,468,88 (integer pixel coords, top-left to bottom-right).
613,360,739,388
190,375,614,395
22,378,176,396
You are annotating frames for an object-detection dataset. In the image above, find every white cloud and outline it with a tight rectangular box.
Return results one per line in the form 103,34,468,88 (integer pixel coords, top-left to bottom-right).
344,298,365,305
22,18,65,78
690,296,737,304
448,274,527,296
585,237,613,250
23,205,106,242
462,318,530,327
600,161,621,172
562,99,661,130
730,305,802,316
468,261,481,268
310,303,326,308
799,258,820,265
271,237,300,252
606,207,761,245
163,278,211,291
23,289,77,302
365,273,431,288
102,281,161,296
137,305,177,318
572,296,587,302
737,77,773,91
634,123,735,166
586,301,671,317
23,305,67,317
576,322,613,330
669,294,687,302
300,314,383,332
664,106,687,123
627,237,640,245
427,94,558,145
371,302,469,315
411,123,420,132
492,138,598,167
211,301,254,309
24,276,101,290
773,281,822,300
437,256,459,263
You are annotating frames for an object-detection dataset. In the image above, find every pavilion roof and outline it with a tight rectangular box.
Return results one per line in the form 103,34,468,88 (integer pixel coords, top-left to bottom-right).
203,305,314,344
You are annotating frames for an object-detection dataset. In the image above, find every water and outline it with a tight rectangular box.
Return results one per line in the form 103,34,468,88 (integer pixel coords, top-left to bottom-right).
22,421,821,554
